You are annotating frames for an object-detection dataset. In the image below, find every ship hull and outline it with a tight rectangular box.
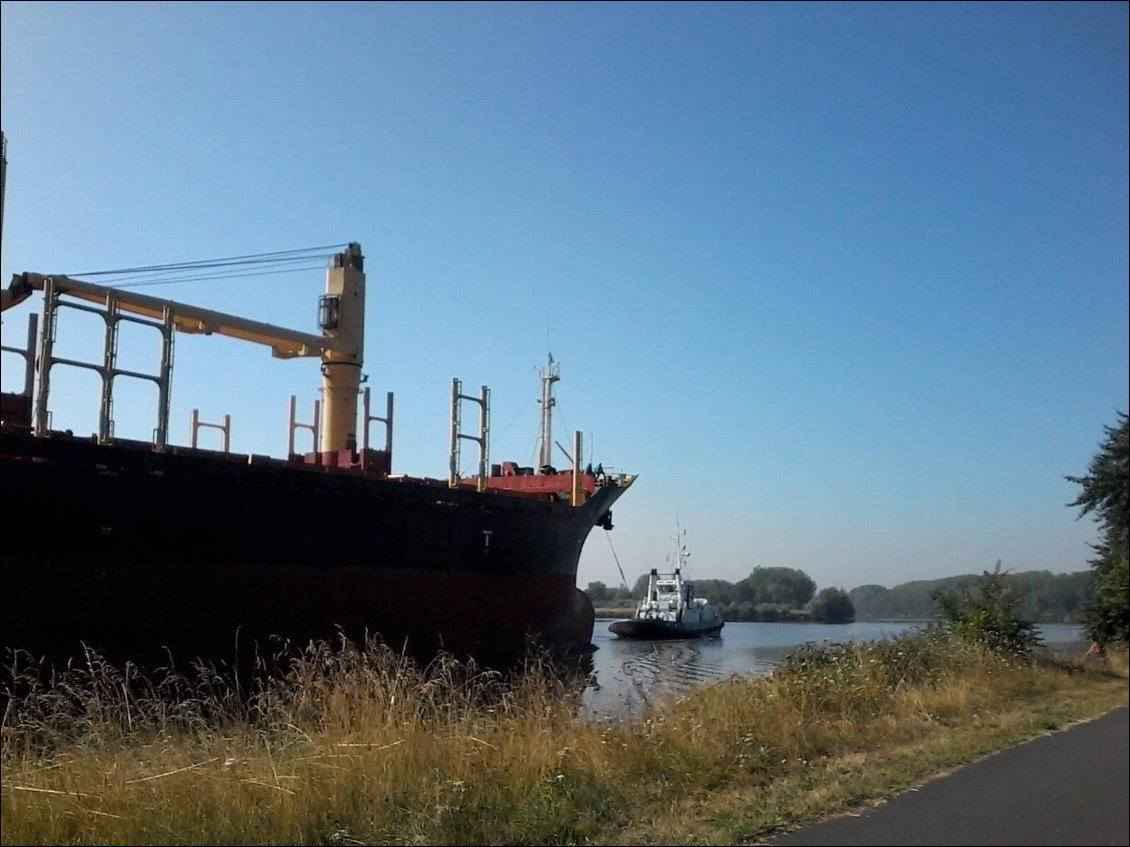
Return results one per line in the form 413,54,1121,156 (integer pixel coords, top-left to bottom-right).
1,429,627,671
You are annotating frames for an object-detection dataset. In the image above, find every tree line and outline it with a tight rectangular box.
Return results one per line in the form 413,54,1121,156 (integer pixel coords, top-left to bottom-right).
848,569,1091,622
586,566,1093,625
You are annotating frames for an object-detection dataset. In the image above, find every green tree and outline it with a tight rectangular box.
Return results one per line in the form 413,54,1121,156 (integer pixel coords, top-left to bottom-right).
585,581,610,603
931,562,1042,658
848,584,890,619
694,579,736,607
632,573,651,599
1066,410,1130,647
808,587,855,623
1087,553,1129,647
744,567,816,608
733,580,756,604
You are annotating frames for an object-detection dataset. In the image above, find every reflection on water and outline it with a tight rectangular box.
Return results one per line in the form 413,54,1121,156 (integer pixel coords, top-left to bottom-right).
579,636,763,723
579,620,1087,722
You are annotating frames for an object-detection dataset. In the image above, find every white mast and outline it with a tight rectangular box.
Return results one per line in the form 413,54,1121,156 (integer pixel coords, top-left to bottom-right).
672,524,690,574
536,353,560,469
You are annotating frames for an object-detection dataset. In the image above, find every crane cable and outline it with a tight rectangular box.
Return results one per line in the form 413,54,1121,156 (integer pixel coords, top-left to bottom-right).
62,244,350,290
605,530,632,598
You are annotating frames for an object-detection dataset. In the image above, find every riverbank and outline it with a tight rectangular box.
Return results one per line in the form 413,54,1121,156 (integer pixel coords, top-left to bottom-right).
583,619,1090,722
2,634,1126,845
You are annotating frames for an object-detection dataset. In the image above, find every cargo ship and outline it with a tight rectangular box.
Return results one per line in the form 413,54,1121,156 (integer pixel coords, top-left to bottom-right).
0,135,634,672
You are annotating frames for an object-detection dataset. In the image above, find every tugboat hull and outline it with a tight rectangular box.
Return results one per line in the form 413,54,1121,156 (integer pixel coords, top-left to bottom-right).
607,618,723,640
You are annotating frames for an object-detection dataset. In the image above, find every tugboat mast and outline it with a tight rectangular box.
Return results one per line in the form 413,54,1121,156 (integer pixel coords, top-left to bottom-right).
536,353,560,470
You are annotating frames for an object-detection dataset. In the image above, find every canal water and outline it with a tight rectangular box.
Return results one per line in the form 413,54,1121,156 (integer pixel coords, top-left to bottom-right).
579,619,1088,722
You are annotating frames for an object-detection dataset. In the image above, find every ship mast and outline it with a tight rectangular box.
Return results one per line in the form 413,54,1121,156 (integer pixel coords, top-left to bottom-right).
536,353,560,470
317,243,365,453
672,524,690,575
1,132,6,266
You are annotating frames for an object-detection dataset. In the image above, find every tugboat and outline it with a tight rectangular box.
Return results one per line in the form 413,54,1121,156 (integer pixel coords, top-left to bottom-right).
608,528,724,640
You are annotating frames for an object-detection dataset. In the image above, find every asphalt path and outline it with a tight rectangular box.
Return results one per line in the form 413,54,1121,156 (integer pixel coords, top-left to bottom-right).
761,705,1129,846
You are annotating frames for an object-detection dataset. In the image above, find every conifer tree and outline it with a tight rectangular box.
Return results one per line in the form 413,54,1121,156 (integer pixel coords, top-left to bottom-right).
1066,411,1129,647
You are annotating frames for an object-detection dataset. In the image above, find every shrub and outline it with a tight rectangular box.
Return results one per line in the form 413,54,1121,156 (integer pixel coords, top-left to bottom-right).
931,562,1042,659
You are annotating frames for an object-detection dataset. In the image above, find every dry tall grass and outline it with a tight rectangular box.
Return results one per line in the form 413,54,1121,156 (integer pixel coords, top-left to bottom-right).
3,632,1126,846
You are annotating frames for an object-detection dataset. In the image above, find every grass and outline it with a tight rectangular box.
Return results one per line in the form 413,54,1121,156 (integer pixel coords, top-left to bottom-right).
2,632,1126,846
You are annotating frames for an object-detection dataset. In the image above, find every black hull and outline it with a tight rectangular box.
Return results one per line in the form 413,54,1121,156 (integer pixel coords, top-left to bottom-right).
1,429,629,671
608,618,724,640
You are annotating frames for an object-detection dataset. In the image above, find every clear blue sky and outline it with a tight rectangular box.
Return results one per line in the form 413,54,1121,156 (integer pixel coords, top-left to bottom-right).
2,1,1126,594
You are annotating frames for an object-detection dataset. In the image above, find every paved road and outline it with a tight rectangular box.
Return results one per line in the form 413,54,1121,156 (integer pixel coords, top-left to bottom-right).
762,705,1129,846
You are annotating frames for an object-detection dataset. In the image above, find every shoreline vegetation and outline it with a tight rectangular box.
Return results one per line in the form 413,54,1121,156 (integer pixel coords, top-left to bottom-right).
2,632,1126,846
589,565,1095,625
